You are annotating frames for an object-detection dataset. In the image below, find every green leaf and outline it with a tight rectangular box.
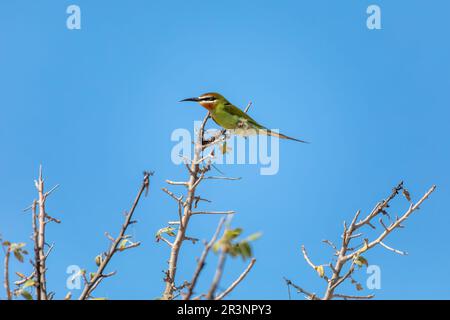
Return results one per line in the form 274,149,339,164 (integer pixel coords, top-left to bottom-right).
315,265,325,278
91,297,108,300
118,239,129,251
245,232,262,242
238,241,252,259
224,228,243,241
156,227,176,239
22,279,35,289
13,250,24,263
212,242,221,253
16,242,26,249
228,245,239,257
10,242,26,251
95,255,103,267
21,290,33,300
354,255,369,268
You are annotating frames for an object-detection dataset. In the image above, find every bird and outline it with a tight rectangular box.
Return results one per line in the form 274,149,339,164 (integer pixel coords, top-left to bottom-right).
180,92,308,143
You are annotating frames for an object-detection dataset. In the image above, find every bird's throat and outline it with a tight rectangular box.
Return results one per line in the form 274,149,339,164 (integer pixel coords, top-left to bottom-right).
199,101,215,111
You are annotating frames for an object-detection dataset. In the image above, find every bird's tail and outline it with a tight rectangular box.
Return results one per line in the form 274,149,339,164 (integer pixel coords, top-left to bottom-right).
263,129,309,143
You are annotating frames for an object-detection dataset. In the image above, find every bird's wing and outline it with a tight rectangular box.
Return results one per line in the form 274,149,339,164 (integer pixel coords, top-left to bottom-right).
223,103,264,129
223,103,308,143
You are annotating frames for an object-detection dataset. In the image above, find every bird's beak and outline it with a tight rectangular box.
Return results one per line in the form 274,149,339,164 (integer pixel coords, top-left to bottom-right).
180,97,200,103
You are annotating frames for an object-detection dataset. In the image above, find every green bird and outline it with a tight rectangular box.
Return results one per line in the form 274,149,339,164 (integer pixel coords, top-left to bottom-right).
180,92,308,143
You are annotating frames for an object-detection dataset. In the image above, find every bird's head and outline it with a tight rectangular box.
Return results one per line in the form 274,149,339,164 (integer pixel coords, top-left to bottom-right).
180,92,227,111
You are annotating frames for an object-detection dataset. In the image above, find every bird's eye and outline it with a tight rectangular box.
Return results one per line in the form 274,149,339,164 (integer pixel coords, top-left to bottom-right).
202,97,216,102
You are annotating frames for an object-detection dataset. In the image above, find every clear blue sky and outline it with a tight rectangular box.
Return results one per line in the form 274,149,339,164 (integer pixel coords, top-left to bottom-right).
1,0,449,299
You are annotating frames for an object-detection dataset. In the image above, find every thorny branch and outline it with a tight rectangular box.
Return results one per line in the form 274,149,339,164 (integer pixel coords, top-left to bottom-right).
162,104,253,300
162,113,232,300
286,182,436,300
26,166,61,300
78,171,152,300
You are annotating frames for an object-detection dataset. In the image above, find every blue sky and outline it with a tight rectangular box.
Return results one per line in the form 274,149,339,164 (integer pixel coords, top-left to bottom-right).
0,0,449,299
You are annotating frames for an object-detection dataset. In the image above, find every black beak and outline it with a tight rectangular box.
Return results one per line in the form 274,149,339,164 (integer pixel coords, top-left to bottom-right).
180,97,200,103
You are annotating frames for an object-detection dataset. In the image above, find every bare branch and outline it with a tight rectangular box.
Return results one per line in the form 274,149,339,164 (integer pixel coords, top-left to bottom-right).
301,245,317,270
344,185,436,262
333,293,375,300
353,181,404,230
184,218,225,300
78,171,152,300
204,176,242,181
162,113,211,300
322,239,338,253
3,247,12,300
162,108,254,300
162,188,183,203
31,166,59,300
330,263,355,291
215,258,256,300
160,237,174,248
191,211,235,215
379,241,408,256
291,182,436,300
205,251,227,300
166,180,188,187
284,278,319,300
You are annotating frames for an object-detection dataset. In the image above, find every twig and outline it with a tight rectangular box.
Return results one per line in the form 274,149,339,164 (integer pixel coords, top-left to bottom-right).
3,247,12,300
31,200,41,300
204,176,242,181
184,218,225,300
333,293,375,300
166,180,188,186
162,113,236,300
162,104,253,299
324,184,435,299
215,258,256,300
78,171,152,300
354,182,404,229
14,271,36,286
205,251,227,300
162,113,210,300
379,241,408,256
291,182,436,300
344,185,436,261
283,278,319,300
160,237,174,248
301,245,316,270
36,165,48,299
191,211,235,215
322,239,338,254
29,166,59,300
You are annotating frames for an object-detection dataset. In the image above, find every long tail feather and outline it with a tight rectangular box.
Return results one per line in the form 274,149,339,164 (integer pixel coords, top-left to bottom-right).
265,130,309,143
